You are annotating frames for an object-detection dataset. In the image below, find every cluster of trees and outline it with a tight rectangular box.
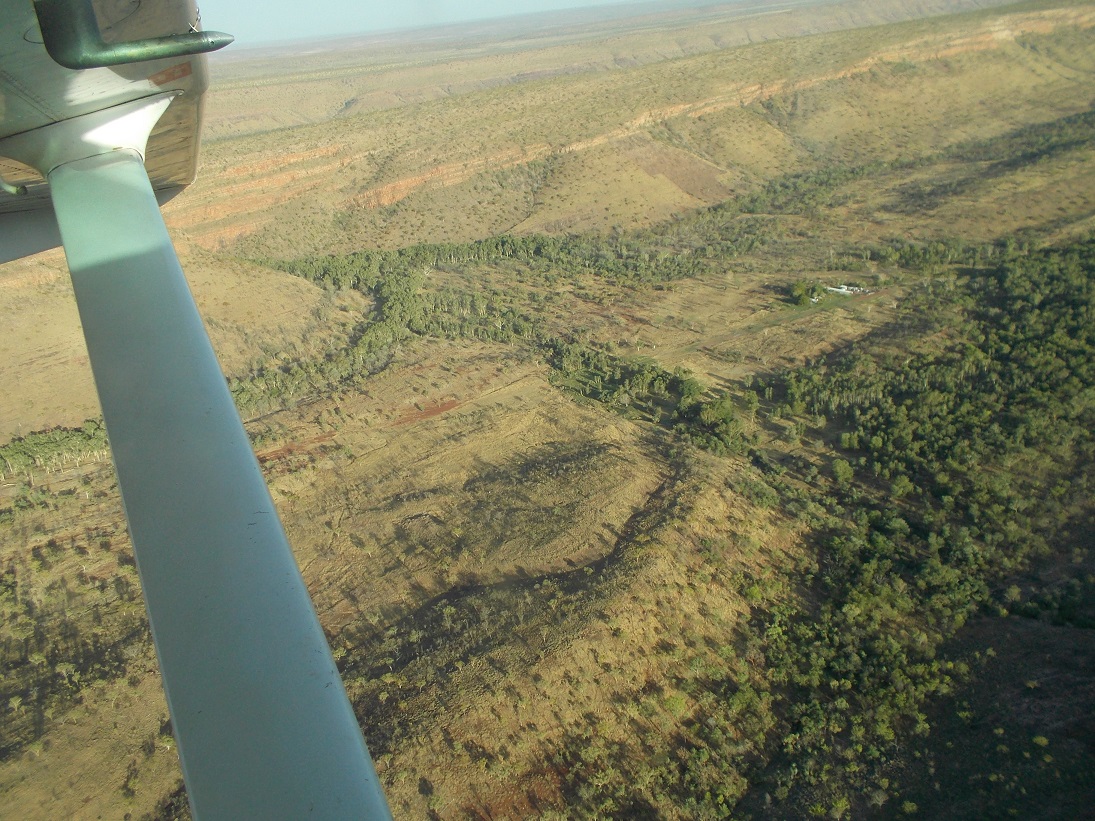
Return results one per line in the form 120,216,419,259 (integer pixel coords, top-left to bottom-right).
537,237,1094,817
547,341,682,408
787,279,828,305
779,238,1093,556
273,228,710,291
230,255,429,413
261,224,762,457
739,238,1095,812
740,163,880,215
0,420,107,477
674,390,753,455
547,340,753,454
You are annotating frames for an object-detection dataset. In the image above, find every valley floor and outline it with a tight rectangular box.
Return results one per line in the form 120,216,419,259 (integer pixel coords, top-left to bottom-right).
1,0,1093,817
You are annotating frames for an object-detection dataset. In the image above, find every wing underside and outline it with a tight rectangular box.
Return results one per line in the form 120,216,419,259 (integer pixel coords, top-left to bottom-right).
1,0,203,262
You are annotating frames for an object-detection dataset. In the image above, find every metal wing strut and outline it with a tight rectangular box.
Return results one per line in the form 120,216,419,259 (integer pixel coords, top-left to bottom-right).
0,44,392,821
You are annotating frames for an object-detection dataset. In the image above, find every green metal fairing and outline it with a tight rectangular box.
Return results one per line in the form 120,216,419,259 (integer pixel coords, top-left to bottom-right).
34,0,233,70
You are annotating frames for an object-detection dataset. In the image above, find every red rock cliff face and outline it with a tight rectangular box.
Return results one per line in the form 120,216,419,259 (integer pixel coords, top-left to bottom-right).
165,145,348,246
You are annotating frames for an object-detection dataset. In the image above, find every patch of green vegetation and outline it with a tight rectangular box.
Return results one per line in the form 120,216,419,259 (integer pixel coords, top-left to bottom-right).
254,210,768,457
226,123,1095,820
546,341,752,454
0,420,107,476
544,237,1095,817
787,279,828,306
6,103,1095,819
736,238,1095,814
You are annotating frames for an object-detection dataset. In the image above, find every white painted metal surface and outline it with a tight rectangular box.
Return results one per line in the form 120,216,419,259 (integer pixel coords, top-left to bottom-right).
49,143,390,819
1,0,207,258
0,3,393,817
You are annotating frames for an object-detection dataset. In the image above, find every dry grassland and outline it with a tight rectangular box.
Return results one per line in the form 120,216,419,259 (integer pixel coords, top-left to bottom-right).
171,0,1089,255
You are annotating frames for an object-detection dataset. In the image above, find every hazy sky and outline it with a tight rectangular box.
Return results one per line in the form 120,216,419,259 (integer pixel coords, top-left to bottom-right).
198,1,640,45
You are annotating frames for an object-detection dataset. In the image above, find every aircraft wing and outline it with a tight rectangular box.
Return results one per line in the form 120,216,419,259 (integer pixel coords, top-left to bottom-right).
1,0,206,262
0,2,391,817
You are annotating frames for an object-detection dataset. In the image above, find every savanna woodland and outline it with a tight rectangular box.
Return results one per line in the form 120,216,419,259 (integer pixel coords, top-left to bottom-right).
1,0,1093,818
